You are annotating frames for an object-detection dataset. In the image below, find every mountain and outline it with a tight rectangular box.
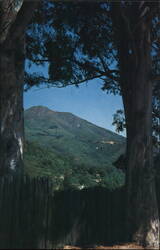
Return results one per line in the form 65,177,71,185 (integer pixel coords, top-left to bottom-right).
24,106,125,167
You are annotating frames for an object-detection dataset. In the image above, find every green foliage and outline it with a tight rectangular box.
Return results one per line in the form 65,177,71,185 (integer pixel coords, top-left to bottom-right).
24,140,73,190
24,141,125,191
112,109,126,133
112,108,160,150
25,106,125,168
24,106,125,190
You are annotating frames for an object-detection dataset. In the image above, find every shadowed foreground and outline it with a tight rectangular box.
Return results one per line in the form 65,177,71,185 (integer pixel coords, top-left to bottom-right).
0,176,159,249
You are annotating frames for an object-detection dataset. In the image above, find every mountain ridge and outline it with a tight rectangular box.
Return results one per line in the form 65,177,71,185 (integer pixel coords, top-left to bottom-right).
24,106,125,167
24,106,126,190
25,105,124,138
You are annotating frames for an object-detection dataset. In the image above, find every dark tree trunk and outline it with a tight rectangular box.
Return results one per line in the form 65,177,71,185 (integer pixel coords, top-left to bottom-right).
124,70,159,248
0,38,25,175
0,1,39,175
111,3,159,248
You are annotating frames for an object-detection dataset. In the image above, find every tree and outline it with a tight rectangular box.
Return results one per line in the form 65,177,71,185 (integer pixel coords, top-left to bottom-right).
0,1,39,174
112,83,160,152
25,2,160,247
111,3,160,246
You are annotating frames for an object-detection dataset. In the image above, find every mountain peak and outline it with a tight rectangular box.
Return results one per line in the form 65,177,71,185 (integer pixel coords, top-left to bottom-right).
25,106,56,116
26,105,54,112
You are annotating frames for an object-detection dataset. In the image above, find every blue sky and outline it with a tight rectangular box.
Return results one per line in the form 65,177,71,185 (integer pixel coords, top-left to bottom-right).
24,78,124,135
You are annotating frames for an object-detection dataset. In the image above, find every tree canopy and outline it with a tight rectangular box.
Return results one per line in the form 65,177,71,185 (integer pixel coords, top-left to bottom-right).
25,2,160,147
25,2,160,90
25,2,119,92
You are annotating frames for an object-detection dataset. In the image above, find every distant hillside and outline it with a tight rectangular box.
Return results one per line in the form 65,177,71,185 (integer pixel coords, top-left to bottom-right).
24,106,126,190
24,106,125,167
24,140,125,190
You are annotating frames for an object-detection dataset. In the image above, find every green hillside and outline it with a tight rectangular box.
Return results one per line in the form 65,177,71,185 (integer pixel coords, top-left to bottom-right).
25,106,125,166
24,106,126,190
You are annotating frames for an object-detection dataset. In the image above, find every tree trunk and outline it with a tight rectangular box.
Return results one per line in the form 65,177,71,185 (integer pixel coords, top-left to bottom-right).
111,3,159,248
124,24,159,250
0,1,38,175
124,76,159,248
0,38,25,175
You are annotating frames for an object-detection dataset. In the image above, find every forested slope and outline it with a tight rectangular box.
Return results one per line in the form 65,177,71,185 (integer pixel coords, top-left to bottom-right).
24,106,126,190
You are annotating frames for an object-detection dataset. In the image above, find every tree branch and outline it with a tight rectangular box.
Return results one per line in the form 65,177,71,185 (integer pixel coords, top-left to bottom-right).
31,57,120,82
98,54,108,72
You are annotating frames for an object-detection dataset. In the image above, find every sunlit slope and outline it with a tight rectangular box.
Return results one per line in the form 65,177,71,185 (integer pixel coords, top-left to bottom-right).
24,106,125,167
